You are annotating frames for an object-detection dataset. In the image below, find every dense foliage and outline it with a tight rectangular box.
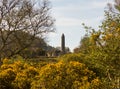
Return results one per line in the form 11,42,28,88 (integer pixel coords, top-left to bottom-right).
73,0,120,88
0,58,102,89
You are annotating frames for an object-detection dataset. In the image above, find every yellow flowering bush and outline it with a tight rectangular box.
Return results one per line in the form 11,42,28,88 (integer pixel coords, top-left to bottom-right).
31,61,101,89
0,59,39,89
0,68,16,89
0,58,103,89
12,72,32,89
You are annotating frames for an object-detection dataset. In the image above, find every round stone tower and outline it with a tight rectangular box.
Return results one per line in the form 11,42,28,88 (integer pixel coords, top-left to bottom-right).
61,33,65,54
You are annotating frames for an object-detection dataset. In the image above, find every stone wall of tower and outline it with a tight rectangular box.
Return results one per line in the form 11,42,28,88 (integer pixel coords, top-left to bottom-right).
61,33,65,54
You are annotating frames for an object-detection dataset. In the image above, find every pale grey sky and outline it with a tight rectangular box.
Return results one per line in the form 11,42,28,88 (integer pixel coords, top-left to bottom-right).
48,0,114,51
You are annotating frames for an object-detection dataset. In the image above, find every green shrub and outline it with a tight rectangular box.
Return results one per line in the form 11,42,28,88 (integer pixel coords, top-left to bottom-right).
58,53,85,62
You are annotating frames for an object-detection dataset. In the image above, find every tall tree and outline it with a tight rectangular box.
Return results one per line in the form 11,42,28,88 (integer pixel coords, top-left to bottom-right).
0,0,54,60
84,0,120,77
77,35,92,54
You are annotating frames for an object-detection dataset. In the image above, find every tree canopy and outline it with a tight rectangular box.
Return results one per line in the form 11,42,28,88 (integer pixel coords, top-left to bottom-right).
0,0,54,60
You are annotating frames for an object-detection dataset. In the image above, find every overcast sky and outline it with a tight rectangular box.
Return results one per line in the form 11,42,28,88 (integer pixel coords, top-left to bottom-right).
48,0,114,52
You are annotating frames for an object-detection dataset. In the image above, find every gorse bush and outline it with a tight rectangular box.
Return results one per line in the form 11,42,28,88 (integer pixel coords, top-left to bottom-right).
58,53,120,88
31,61,101,89
58,53,107,78
0,59,39,89
0,68,16,89
0,58,103,89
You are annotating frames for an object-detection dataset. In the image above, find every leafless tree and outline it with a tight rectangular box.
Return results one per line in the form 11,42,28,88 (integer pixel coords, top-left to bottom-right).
0,0,54,62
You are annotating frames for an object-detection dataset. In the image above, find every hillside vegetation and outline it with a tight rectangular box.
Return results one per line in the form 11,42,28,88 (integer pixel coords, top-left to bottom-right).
0,0,120,89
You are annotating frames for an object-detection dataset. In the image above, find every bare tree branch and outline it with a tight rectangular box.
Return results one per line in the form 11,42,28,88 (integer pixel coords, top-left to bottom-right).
0,0,55,60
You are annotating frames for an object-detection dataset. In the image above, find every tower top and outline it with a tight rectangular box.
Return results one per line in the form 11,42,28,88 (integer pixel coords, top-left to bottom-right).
62,33,65,37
